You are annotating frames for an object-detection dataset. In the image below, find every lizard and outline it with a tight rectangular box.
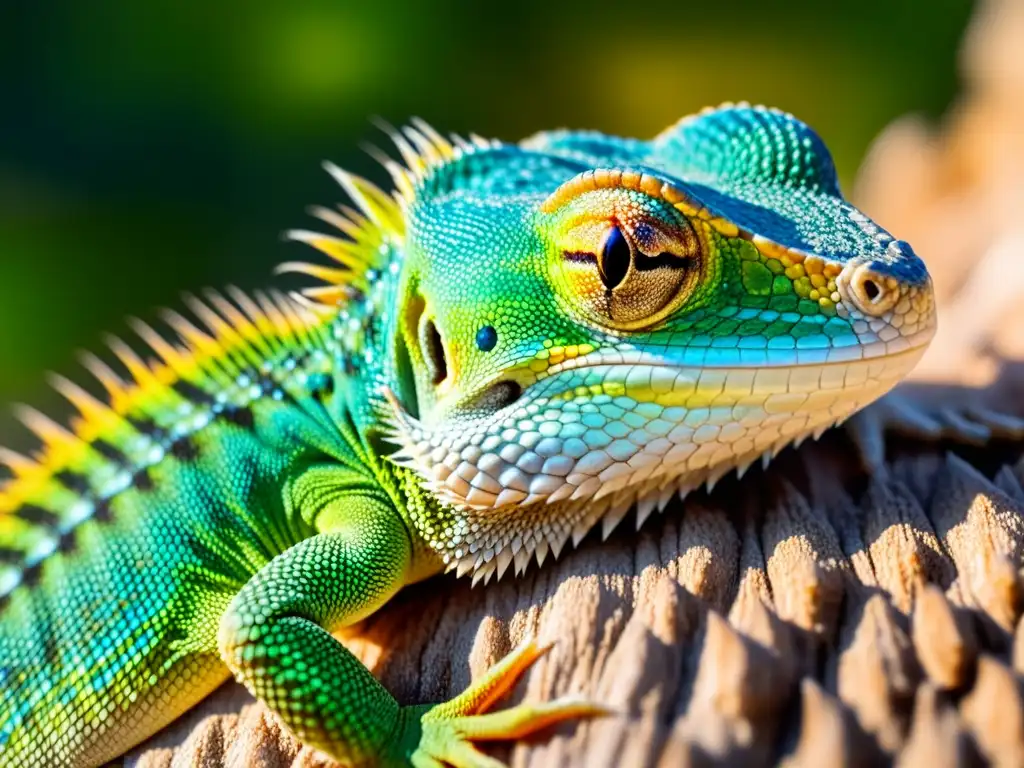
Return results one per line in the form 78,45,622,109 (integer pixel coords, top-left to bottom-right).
0,103,947,767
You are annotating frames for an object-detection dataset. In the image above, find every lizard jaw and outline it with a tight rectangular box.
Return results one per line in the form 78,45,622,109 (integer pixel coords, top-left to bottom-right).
383,339,931,583
385,340,931,511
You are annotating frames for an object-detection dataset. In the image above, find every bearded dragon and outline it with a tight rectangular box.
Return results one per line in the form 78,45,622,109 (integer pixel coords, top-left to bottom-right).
0,104,942,767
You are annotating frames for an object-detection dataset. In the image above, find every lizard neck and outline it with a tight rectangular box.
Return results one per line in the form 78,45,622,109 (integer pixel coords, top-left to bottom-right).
327,245,411,441
320,244,450,582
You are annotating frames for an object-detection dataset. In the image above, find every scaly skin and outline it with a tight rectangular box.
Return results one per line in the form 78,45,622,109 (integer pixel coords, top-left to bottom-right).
0,105,935,767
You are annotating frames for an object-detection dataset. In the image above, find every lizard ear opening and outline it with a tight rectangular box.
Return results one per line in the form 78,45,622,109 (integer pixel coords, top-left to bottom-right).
419,316,448,386
400,284,454,415
541,170,706,331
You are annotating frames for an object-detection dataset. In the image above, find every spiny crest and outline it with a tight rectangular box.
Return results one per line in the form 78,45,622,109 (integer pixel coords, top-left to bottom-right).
0,288,327,515
282,118,500,308
280,168,402,308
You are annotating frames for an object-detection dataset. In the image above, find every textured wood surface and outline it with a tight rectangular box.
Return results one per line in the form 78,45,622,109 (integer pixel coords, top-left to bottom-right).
123,438,1024,768
123,2,1024,765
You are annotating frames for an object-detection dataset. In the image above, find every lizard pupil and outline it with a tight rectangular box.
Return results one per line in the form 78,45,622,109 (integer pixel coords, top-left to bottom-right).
599,225,631,289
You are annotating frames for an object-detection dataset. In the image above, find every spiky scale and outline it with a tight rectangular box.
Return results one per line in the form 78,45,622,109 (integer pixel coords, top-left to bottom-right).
513,545,532,576
635,496,658,531
601,504,630,541
495,549,513,580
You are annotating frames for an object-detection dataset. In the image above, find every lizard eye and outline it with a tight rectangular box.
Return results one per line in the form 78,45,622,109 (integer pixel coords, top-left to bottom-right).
555,218,702,330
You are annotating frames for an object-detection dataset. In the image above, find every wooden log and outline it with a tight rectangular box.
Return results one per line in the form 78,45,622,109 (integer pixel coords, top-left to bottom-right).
124,433,1024,767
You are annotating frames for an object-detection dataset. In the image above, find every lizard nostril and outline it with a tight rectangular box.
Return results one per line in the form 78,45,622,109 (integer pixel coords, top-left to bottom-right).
862,279,880,302
843,263,899,316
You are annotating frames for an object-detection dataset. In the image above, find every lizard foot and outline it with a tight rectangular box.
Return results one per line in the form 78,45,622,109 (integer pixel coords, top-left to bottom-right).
390,636,611,768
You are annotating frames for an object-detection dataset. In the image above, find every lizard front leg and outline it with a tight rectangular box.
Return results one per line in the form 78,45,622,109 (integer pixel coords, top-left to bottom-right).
217,490,602,767
217,491,409,765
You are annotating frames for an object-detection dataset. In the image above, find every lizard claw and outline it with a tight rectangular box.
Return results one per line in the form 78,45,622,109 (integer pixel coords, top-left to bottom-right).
391,637,611,768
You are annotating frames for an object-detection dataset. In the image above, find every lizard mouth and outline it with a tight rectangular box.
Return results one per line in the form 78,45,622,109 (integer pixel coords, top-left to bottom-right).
457,301,937,418
385,331,934,513
530,325,935,388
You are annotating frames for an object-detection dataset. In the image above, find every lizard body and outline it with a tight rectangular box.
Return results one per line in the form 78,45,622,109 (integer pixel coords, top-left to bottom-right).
0,105,935,767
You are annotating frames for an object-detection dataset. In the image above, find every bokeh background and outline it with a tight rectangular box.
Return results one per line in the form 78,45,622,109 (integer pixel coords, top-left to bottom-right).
0,1,976,450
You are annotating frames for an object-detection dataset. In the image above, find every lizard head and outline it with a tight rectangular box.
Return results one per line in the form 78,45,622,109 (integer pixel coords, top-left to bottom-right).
294,106,935,580
388,115,934,512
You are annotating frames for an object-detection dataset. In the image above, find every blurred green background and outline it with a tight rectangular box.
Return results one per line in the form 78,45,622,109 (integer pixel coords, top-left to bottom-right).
0,0,973,451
